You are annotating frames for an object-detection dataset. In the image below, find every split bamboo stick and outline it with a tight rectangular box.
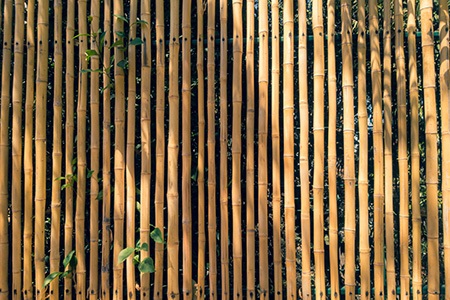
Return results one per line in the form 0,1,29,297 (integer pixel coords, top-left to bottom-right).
34,0,49,297
182,0,193,297
327,0,340,298
49,0,63,298
284,0,296,298
312,0,326,298
299,0,311,298
167,0,180,296
271,0,282,297
11,0,25,298
358,1,369,299
420,0,440,298
154,0,165,297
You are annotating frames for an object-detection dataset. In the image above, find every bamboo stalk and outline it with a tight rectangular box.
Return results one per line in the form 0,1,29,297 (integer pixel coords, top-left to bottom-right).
154,0,165,297
327,0,339,298
11,0,25,298
64,0,76,297
49,0,63,298
167,0,180,296
89,0,101,297
34,0,49,297
182,0,192,297
299,0,310,298
407,0,421,297
342,0,356,298
101,0,112,298
383,0,394,297
0,0,13,298
126,0,138,298
113,0,126,297
421,0,440,298
219,0,229,296
140,0,151,297
358,1,369,299
312,0,326,298
271,0,282,297
284,0,296,298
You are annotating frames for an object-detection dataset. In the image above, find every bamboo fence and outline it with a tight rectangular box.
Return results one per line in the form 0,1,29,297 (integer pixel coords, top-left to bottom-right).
1,0,450,298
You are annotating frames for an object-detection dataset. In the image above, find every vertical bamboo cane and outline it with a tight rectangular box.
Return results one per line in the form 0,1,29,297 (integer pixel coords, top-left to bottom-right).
49,0,63,298
34,0,49,297
167,0,180,296
101,0,112,298
113,0,126,297
299,0,311,298
140,0,151,297
420,0,440,298
64,0,76,297
89,0,101,298
357,1,370,299
312,0,326,298
182,0,193,297
258,0,269,297
439,0,450,298
407,0,421,297
342,0,356,298
271,0,282,297
11,0,25,298
207,0,218,295
23,0,36,298
154,0,165,297
246,0,256,296
383,0,394,297
196,0,207,297
0,0,13,298
126,0,138,298
219,0,229,296
284,0,296,298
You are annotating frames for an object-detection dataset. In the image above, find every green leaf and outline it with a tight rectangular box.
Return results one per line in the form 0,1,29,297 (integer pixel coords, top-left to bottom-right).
44,272,62,287
138,257,155,273
130,38,144,46
73,33,91,39
60,271,70,279
117,59,127,69
87,169,95,179
115,31,126,38
55,176,66,181
150,228,164,244
109,40,123,49
69,256,78,269
140,242,149,252
88,15,94,23
132,20,149,26
118,247,134,264
114,14,129,23
63,250,76,268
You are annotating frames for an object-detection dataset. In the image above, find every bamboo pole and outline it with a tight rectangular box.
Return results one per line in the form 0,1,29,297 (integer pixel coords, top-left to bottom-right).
258,0,269,297
140,0,151,297
207,0,218,295
49,0,63,298
246,0,256,296
271,0,282,297
154,0,165,297
358,1,369,299
64,0,75,297
383,0,394,297
299,0,311,298
327,0,339,298
89,0,101,297
196,0,206,297
182,0,193,297
101,0,112,298
23,0,36,298
0,0,13,298
113,0,126,297
284,0,296,298
421,0,440,298
342,0,356,298
407,0,421,297
167,0,180,296
34,0,49,297
219,0,229,296
11,0,25,298
126,0,138,298
312,0,326,298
